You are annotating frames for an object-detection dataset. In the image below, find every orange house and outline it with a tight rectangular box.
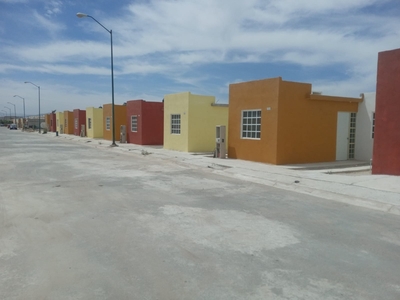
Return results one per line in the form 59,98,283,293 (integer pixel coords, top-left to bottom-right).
228,77,363,165
44,114,51,131
63,110,74,134
103,104,127,141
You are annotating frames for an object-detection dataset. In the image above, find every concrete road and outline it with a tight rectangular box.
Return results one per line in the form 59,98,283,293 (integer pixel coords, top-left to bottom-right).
1,128,400,300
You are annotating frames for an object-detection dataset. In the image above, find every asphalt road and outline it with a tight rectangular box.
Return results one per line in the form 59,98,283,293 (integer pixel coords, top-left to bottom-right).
1,128,400,300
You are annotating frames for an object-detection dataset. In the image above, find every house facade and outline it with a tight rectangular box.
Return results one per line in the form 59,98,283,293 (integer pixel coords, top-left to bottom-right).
103,104,127,142
73,109,86,136
86,107,103,138
372,48,400,175
56,112,64,133
355,93,376,161
164,92,229,152
228,77,362,165
50,113,56,132
63,110,74,134
126,100,164,145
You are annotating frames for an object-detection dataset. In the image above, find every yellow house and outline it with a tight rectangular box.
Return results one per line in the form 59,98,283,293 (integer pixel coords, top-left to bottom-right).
164,92,228,152
86,107,103,138
56,112,64,133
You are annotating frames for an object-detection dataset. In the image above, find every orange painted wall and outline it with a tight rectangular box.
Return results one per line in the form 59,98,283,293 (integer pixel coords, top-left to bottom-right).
276,80,359,164
228,77,280,164
63,111,74,134
103,104,127,141
228,77,361,165
44,114,51,130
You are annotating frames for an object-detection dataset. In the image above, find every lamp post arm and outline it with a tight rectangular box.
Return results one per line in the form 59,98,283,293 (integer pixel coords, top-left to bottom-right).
87,15,111,34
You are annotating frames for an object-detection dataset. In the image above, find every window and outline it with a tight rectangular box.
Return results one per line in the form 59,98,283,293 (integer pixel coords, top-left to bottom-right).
348,113,356,159
106,117,110,130
241,110,261,139
65,118,68,127
171,114,181,134
88,118,92,129
74,118,78,129
372,112,375,139
131,115,138,132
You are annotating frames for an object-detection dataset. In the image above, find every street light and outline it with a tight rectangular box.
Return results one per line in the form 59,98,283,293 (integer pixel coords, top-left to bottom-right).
13,95,26,125
24,81,41,133
4,106,11,120
7,102,16,123
77,12,117,147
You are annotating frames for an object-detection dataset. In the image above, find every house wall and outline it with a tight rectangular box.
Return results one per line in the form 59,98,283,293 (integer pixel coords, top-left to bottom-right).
86,107,103,138
163,92,190,151
126,100,164,145
73,109,86,136
63,111,74,134
372,48,400,175
228,77,360,165
277,80,359,164
56,112,64,133
44,114,51,130
188,95,228,152
126,100,143,144
142,101,164,145
103,104,127,141
50,113,56,132
355,93,375,161
228,78,280,164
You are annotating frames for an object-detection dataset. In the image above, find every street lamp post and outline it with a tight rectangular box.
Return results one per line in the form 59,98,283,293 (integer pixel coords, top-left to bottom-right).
4,106,11,121
24,81,41,133
77,12,117,147
13,95,26,128
7,102,16,124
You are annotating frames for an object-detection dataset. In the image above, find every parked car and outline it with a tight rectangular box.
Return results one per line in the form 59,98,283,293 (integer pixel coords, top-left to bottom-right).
9,124,17,130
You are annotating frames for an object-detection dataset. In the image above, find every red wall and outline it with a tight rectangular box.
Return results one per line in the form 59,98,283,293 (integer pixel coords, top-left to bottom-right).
73,109,86,136
372,48,400,175
126,100,164,145
50,113,56,132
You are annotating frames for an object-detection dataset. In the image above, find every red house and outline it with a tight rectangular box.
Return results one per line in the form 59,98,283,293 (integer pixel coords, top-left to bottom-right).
73,109,86,136
50,113,56,132
126,100,164,145
372,48,400,175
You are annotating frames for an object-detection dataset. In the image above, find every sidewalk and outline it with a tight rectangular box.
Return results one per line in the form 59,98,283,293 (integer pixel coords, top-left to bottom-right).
46,132,400,216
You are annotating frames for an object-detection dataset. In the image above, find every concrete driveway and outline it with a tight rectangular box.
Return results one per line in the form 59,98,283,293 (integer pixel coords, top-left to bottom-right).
1,129,400,300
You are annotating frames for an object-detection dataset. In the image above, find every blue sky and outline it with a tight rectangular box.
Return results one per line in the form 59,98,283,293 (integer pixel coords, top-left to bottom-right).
1,0,399,116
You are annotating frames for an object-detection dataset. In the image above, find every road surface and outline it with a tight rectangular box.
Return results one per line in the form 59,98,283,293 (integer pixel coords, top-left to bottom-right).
1,128,400,299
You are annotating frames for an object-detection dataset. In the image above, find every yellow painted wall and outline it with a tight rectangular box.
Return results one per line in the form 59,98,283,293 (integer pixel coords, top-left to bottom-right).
188,94,228,152
86,107,103,138
63,111,74,134
163,92,190,151
228,77,361,165
103,104,127,141
164,92,228,152
56,112,64,133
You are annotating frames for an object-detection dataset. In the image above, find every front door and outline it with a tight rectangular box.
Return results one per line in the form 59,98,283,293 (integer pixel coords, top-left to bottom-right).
336,112,350,160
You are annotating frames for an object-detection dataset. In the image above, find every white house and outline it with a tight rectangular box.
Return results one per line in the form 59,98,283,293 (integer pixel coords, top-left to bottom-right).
355,92,375,161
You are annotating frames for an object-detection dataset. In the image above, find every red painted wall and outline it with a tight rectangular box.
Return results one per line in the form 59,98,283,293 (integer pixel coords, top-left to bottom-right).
50,113,56,132
126,100,164,145
73,109,86,136
372,48,400,175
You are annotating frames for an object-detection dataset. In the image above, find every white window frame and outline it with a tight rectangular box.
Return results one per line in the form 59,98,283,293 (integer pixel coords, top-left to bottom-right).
131,115,138,132
241,109,261,139
74,118,78,129
106,117,110,130
88,118,92,129
171,114,181,134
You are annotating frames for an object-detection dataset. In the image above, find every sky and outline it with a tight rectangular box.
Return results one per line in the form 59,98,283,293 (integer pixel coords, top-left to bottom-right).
1,0,399,117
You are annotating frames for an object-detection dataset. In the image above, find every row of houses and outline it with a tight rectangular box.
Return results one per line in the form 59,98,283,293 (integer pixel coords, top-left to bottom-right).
41,77,377,166
38,47,399,175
